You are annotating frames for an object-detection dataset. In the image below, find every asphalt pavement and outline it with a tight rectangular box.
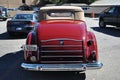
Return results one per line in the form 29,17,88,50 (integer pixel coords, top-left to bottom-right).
0,17,120,80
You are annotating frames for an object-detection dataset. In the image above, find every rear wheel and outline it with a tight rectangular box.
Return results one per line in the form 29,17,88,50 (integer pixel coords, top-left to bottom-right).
99,19,106,28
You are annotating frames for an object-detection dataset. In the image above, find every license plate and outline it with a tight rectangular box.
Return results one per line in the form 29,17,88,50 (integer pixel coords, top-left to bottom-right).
16,27,22,30
22,45,37,51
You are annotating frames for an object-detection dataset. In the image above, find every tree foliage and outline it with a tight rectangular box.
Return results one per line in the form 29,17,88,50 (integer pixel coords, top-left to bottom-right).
48,0,68,5
88,0,97,4
19,0,97,10
49,0,97,4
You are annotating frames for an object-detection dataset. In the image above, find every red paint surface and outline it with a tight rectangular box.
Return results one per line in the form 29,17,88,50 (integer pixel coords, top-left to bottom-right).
38,20,87,40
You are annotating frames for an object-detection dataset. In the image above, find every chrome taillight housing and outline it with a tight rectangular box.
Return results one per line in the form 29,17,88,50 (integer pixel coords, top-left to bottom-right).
22,45,38,62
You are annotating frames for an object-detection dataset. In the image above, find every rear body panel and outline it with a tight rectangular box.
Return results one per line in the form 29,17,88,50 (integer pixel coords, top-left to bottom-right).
38,20,87,40
36,20,88,64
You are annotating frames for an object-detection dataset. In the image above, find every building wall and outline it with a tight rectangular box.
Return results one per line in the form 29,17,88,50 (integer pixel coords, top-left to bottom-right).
0,0,34,17
0,0,33,8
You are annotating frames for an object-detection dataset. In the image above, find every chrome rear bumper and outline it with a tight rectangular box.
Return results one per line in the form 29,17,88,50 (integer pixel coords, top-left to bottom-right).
21,62,103,71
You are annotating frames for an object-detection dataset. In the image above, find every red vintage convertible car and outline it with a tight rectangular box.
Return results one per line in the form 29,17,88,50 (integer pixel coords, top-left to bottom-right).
21,6,103,71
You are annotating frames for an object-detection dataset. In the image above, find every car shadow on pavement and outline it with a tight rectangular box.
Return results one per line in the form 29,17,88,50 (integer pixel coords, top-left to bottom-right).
91,27,120,37
0,50,86,80
0,32,27,40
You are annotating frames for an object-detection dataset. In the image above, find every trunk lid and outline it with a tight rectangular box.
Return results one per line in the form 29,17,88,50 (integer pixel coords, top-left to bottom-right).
37,20,87,63
7,20,34,27
38,20,86,40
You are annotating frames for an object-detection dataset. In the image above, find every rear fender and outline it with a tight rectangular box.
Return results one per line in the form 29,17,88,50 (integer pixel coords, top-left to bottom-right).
26,31,37,45
24,31,39,62
87,31,98,62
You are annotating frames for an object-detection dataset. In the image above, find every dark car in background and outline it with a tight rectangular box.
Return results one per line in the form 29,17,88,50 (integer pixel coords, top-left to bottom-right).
7,13,38,36
99,6,120,28
0,6,9,21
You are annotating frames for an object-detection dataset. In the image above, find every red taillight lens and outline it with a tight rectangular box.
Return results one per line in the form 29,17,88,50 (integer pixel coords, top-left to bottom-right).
30,21,35,25
25,51,38,62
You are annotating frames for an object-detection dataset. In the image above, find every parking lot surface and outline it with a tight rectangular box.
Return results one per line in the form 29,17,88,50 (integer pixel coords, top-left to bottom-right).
0,17,120,80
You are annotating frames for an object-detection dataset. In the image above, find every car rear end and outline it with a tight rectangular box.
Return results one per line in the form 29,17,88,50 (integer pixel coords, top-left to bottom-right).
7,13,37,35
21,20,103,71
21,6,103,71
7,20,35,34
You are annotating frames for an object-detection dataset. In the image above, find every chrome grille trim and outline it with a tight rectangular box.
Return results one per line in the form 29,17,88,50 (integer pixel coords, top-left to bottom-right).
41,45,82,48
41,50,83,53
41,55,83,58
41,61,84,63
41,38,82,42
39,38,86,63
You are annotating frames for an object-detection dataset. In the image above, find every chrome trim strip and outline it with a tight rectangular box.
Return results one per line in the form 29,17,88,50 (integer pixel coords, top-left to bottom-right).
41,38,83,42
21,62,103,71
40,61,84,63
41,55,83,58
41,45,82,48
41,50,83,53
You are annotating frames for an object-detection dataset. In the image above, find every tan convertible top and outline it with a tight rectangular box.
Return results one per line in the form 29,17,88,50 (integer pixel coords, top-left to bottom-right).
39,6,85,21
40,6,84,12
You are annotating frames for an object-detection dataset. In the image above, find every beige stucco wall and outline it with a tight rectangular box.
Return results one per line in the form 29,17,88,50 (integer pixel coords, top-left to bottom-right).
0,0,34,17
0,0,33,8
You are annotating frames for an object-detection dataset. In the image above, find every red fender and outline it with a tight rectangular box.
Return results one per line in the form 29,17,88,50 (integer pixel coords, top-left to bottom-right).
87,31,98,62
25,32,38,62
26,32,37,45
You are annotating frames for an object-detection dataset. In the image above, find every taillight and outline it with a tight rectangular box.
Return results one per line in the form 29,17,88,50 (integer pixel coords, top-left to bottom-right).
7,21,11,26
30,21,35,26
25,51,38,62
23,45,38,62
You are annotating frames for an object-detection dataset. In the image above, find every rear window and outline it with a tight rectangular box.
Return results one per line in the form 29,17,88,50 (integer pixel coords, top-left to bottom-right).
45,10,74,20
49,12,72,17
13,14,33,20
